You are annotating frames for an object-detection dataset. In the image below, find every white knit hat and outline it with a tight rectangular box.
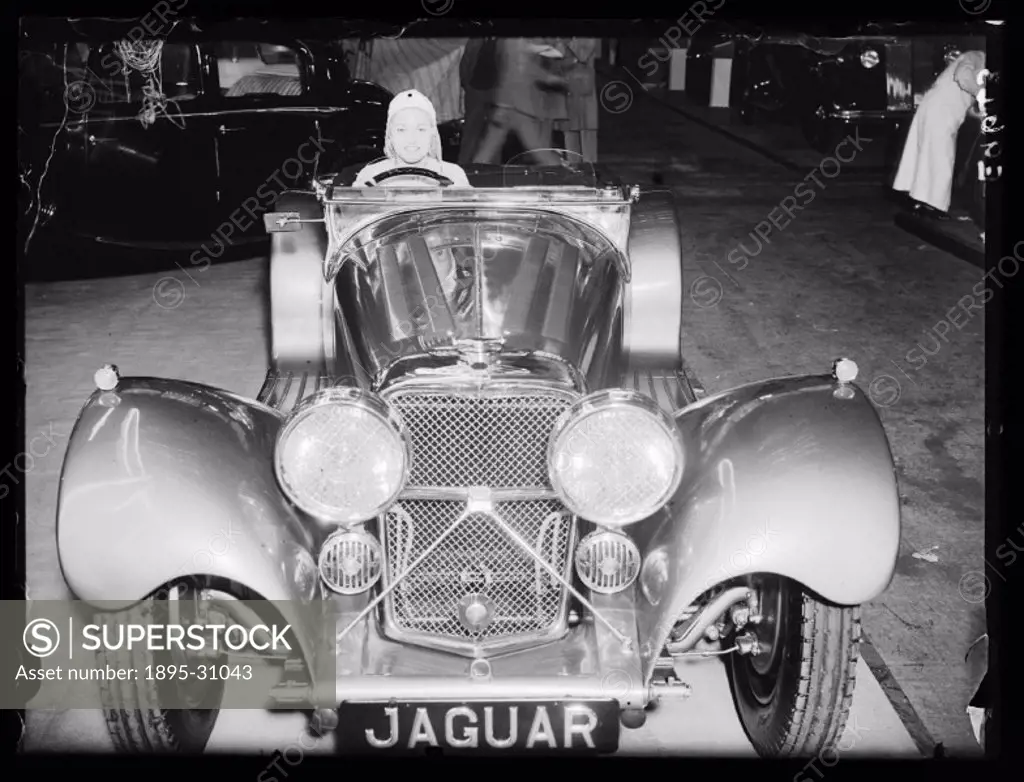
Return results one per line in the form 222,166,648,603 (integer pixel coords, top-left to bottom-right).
388,89,437,124
384,88,442,162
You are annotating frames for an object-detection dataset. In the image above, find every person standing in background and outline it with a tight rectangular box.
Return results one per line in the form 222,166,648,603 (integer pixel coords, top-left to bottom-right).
348,37,467,125
471,38,567,166
458,37,498,165
558,38,600,163
605,38,618,66
892,49,986,220
542,39,570,155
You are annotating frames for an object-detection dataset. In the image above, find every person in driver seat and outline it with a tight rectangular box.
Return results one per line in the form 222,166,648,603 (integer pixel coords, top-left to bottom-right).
353,89,471,187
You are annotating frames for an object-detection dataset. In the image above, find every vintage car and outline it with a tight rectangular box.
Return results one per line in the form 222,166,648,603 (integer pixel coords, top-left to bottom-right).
687,28,986,155
18,18,461,259
55,159,901,756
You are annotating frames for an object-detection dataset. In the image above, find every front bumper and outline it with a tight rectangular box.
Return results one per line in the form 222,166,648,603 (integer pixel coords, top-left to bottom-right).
278,594,658,711
821,108,914,127
341,610,646,709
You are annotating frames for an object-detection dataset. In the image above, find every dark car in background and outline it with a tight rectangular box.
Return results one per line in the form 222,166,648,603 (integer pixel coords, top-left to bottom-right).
19,21,398,259
730,34,917,152
686,31,984,155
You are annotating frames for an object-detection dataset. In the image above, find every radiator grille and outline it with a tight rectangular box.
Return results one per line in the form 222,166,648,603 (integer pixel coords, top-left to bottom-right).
379,384,578,650
388,390,574,489
382,499,573,642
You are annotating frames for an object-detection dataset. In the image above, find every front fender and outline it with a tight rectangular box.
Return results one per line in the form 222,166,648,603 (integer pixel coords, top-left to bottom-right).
56,376,321,612
632,373,900,676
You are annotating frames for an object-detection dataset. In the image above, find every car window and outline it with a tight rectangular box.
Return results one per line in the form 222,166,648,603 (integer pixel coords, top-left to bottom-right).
214,41,304,98
80,42,199,106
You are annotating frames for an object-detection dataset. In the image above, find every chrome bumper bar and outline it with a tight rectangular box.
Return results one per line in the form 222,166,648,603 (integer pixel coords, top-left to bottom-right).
274,659,694,709
825,109,914,122
289,673,692,708
333,675,649,705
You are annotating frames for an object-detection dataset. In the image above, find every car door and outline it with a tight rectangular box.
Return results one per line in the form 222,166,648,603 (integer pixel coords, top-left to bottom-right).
72,40,220,245
207,40,329,247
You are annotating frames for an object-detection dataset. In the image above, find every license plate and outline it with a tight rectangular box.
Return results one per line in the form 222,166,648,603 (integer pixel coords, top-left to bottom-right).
339,700,620,753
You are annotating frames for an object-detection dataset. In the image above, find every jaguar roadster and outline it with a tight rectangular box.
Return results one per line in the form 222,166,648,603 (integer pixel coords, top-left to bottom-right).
56,160,901,756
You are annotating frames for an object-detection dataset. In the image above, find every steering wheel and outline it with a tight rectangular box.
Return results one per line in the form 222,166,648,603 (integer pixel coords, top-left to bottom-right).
366,167,454,187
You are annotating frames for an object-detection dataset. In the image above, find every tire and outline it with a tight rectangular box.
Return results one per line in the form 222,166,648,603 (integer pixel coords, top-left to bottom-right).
726,575,860,757
96,586,227,753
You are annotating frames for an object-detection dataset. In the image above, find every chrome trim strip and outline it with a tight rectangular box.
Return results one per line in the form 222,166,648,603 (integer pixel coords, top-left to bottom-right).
376,356,586,397
334,675,642,707
397,487,559,501
43,105,353,129
382,378,579,403
326,190,632,206
825,109,912,121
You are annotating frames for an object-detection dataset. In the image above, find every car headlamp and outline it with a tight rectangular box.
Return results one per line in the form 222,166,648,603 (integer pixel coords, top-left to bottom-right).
274,387,410,524
860,49,880,68
548,390,685,527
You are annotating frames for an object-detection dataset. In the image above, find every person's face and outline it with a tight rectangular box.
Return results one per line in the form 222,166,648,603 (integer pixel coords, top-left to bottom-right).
391,107,433,164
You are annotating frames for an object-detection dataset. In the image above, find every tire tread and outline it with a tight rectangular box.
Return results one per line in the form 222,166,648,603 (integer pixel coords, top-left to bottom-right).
94,600,193,753
776,595,861,755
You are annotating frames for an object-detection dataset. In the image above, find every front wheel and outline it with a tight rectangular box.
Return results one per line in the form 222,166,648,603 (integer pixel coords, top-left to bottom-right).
96,584,226,753
725,575,860,757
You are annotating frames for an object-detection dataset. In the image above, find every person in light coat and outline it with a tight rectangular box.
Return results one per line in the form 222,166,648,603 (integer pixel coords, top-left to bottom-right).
892,50,986,219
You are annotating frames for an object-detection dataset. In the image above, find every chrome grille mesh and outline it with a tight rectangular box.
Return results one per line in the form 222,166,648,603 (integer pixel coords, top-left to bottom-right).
387,391,573,488
382,499,573,642
379,386,578,650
